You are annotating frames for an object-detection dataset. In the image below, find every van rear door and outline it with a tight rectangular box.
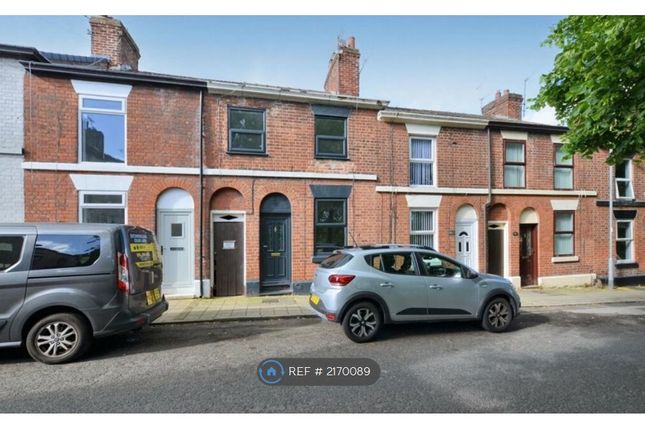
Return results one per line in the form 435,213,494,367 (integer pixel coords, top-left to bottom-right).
122,227,163,312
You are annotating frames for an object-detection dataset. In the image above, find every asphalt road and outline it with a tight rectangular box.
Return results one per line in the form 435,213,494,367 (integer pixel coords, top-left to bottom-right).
1,303,645,413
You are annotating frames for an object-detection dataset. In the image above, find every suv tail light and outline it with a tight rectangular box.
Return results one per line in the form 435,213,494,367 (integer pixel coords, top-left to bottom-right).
328,274,355,287
117,252,130,293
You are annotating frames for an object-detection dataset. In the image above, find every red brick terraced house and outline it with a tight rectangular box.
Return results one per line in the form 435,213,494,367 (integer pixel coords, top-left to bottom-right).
12,16,645,297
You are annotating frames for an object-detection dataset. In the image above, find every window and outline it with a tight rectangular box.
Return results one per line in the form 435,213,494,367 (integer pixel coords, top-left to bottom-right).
380,252,417,276
554,211,575,257
320,252,353,269
418,253,462,278
0,236,24,271
554,144,573,190
616,220,634,263
80,96,126,163
410,210,435,248
171,223,184,238
504,140,525,188
315,116,347,159
228,107,266,154
314,199,346,256
616,159,634,199
79,192,126,224
410,137,434,186
31,235,101,270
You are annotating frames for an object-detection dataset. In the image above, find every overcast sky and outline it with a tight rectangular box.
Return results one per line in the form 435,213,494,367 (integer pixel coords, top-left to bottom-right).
0,15,563,123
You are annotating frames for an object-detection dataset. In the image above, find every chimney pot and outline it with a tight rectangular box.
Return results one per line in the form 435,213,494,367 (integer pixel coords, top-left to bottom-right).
347,36,356,49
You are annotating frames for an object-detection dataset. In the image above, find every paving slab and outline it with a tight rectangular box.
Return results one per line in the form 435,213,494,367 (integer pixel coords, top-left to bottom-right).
153,285,645,325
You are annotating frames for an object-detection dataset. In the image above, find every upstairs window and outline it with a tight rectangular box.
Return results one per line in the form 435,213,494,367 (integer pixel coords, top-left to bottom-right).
80,96,126,163
315,116,347,159
616,159,634,199
410,137,434,186
554,143,573,190
504,140,525,188
228,107,266,154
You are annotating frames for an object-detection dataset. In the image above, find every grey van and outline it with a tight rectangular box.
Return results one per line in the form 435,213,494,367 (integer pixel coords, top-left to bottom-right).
0,223,168,364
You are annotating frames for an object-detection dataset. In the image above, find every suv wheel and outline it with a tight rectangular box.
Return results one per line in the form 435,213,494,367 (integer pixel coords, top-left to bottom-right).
481,297,513,333
26,313,91,364
342,302,382,343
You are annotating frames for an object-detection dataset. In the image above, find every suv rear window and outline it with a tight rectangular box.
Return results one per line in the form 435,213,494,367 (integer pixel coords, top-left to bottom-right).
127,228,161,269
320,252,353,269
31,235,100,270
0,236,24,271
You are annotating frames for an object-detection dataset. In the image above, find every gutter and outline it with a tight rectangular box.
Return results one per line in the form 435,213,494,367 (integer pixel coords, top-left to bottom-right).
0,44,49,62
488,120,568,134
378,110,489,129
206,81,388,110
199,90,205,298
20,61,207,90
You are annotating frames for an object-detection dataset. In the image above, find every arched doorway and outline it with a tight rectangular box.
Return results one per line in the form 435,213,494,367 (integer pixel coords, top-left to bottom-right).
455,205,478,270
211,188,245,297
487,203,508,277
519,208,539,286
260,193,291,294
156,188,195,297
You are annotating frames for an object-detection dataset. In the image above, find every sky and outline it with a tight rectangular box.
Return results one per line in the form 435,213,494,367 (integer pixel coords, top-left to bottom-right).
0,15,563,123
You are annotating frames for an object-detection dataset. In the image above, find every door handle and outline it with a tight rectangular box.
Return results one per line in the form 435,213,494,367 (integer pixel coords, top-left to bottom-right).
429,285,443,290
379,282,395,288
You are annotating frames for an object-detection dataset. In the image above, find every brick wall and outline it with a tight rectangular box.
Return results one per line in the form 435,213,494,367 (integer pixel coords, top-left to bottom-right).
323,38,360,96
0,57,25,222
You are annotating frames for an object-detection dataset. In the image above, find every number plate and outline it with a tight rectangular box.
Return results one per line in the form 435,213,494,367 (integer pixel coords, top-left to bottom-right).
146,287,162,306
310,294,320,305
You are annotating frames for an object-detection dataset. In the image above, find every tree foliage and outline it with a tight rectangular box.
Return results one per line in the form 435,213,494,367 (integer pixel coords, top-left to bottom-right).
533,16,645,164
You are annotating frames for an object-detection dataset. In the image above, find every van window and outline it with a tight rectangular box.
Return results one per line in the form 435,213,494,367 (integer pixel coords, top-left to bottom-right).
31,235,100,270
127,228,161,269
0,236,24,271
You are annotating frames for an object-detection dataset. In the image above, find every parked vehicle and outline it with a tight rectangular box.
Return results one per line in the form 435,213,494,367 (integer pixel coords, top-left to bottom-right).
309,245,521,342
0,223,168,364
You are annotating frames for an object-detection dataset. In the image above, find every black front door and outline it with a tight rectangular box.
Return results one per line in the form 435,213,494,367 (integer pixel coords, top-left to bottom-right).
260,215,291,288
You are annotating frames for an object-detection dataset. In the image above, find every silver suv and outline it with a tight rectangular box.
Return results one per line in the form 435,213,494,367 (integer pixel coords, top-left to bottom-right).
309,245,521,342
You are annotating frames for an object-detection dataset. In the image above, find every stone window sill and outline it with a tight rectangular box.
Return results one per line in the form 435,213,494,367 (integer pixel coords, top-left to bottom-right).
552,256,579,263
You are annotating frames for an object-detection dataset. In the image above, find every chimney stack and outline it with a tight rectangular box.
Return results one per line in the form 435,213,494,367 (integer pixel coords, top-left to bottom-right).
481,89,523,120
89,16,141,71
324,36,360,97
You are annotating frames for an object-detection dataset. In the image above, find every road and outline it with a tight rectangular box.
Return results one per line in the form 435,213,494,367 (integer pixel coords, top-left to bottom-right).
1,303,645,413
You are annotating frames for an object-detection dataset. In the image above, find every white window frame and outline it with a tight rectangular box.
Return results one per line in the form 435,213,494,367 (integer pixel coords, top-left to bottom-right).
409,136,437,187
616,219,634,264
78,94,128,165
615,159,634,200
79,191,128,224
410,209,437,249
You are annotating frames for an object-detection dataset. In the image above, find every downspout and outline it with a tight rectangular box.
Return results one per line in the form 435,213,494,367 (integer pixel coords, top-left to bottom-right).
199,89,205,297
483,126,492,271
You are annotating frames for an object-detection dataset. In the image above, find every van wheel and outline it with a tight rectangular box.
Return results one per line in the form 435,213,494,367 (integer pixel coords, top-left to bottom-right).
481,297,513,333
26,313,91,364
342,302,382,343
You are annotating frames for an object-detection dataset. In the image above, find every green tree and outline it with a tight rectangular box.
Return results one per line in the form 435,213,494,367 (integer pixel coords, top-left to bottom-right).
533,16,645,164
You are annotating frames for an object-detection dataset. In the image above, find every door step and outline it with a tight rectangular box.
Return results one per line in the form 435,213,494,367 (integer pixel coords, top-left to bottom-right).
260,286,293,296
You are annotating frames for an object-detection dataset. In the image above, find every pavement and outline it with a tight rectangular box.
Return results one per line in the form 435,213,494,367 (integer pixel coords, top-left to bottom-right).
153,285,645,325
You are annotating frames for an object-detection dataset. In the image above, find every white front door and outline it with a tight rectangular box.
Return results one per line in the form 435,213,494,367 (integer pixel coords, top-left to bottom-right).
455,222,477,271
158,210,193,296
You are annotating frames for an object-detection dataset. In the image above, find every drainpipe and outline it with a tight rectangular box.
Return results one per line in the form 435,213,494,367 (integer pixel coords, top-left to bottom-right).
608,156,614,289
199,90,205,297
483,126,492,270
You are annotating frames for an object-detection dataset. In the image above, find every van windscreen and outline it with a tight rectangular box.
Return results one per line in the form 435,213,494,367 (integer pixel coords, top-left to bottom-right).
127,228,161,269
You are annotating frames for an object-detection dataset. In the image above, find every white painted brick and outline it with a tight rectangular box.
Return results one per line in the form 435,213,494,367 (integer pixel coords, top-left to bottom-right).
0,57,25,222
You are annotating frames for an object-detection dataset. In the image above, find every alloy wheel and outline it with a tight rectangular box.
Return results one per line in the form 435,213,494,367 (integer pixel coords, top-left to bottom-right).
348,308,377,338
487,302,510,329
35,322,79,358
